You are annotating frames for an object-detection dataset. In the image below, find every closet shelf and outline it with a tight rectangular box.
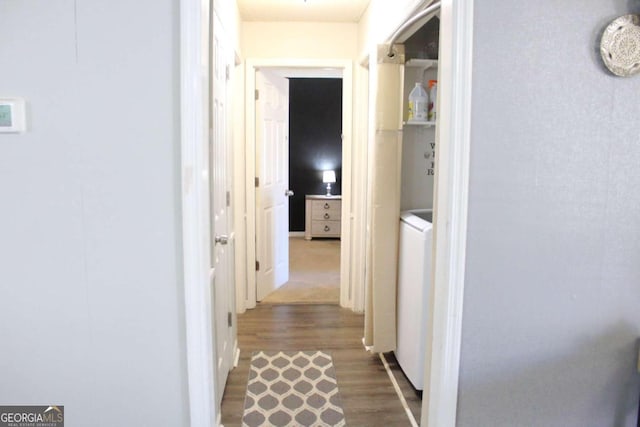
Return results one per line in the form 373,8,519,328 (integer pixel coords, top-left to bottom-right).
404,120,436,128
405,59,438,71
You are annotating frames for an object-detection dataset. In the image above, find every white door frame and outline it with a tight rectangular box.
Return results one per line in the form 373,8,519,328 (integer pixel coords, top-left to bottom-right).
179,0,217,425
211,7,236,406
420,0,474,426
242,58,354,311
178,1,474,425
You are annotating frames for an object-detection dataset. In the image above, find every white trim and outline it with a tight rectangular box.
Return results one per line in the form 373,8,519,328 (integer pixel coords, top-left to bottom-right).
244,60,258,309
288,231,306,237
421,0,474,426
232,59,248,315
242,58,357,311
349,63,369,314
339,61,354,309
180,0,216,425
379,353,419,427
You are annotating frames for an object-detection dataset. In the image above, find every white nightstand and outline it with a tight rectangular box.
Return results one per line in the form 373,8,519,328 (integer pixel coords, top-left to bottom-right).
304,195,342,240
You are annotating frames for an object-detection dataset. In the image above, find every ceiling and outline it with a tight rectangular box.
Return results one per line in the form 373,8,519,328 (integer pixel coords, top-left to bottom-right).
237,0,371,23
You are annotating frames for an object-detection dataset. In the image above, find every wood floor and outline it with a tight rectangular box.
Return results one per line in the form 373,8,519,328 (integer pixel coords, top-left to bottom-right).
221,304,422,426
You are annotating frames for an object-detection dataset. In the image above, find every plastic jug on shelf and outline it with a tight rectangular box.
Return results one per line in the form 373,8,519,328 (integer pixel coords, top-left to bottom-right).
428,80,437,122
408,82,428,122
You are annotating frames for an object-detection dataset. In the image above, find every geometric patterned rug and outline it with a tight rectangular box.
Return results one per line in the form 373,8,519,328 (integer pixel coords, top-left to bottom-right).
241,351,346,426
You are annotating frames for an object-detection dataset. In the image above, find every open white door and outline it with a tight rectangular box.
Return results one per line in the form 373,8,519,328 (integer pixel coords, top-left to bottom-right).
255,69,290,301
210,11,233,404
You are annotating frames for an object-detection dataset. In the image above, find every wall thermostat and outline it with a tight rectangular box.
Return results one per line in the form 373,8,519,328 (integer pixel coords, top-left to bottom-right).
0,98,26,133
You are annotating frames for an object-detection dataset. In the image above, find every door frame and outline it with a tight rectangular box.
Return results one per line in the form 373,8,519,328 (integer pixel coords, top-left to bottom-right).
179,0,217,424
179,1,474,425
242,58,354,311
210,7,236,406
420,0,474,426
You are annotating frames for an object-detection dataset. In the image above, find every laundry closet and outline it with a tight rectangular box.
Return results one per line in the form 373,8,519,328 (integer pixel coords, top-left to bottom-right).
401,17,439,212
395,16,440,391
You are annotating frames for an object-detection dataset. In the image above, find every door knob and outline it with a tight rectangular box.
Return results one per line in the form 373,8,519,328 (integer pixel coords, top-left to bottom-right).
214,235,229,245
285,190,294,197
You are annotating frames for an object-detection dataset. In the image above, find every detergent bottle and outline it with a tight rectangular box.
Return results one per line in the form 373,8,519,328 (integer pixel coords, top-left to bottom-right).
428,80,438,121
408,82,428,122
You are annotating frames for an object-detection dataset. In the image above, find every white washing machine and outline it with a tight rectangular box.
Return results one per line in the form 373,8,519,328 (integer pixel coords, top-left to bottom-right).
395,209,433,390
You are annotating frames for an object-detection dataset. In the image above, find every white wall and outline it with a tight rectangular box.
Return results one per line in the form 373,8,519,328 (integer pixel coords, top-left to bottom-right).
458,0,640,425
241,22,358,59
215,0,242,55
357,0,428,56
401,126,436,210
0,1,189,425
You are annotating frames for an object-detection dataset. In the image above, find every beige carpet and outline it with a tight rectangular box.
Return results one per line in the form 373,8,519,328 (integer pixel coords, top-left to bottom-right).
261,237,340,304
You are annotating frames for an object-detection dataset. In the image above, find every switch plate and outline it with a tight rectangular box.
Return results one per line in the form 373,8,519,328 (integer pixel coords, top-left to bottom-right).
0,98,26,133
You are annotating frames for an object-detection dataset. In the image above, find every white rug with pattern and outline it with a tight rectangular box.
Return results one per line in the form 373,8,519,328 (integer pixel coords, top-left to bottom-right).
242,350,346,426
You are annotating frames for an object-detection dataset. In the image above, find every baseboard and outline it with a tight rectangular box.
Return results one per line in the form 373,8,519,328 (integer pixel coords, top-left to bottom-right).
289,231,305,237
362,337,373,353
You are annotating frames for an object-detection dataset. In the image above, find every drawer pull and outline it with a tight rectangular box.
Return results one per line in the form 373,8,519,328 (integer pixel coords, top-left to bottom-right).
324,225,330,232
324,213,330,219
324,203,330,209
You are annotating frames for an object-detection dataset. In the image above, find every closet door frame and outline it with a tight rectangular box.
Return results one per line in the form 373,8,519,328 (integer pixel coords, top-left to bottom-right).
418,1,475,426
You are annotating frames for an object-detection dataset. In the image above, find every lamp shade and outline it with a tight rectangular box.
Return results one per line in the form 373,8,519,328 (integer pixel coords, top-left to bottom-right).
322,170,336,183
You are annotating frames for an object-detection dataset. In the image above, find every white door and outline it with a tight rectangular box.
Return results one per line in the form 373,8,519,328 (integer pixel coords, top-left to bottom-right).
210,11,233,404
255,70,290,301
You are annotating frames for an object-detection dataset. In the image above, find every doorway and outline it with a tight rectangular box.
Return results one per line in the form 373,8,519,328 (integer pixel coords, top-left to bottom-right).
258,77,343,305
181,3,474,425
240,59,355,312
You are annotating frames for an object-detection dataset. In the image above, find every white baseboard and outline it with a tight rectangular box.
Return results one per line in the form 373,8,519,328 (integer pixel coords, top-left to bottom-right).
289,231,305,237
362,337,373,352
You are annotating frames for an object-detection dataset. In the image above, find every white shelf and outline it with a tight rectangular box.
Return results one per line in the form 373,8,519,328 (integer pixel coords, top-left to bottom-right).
404,59,438,127
404,120,436,128
405,59,438,71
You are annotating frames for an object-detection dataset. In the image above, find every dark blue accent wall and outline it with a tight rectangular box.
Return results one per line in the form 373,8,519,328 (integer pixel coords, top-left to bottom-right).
288,78,343,232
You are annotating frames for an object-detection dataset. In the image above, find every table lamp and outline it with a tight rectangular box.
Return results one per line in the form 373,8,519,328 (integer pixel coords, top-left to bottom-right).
323,170,336,196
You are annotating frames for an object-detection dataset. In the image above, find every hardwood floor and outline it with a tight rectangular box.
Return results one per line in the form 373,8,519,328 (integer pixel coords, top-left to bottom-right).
221,304,422,426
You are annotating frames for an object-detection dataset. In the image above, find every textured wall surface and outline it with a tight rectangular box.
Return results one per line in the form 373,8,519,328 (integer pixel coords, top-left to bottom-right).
0,1,189,425
458,1,640,426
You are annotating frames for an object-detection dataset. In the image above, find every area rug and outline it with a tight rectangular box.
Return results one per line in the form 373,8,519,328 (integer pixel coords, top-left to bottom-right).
242,350,346,426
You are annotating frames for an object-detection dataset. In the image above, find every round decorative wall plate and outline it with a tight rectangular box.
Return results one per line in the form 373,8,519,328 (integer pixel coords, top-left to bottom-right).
600,14,640,77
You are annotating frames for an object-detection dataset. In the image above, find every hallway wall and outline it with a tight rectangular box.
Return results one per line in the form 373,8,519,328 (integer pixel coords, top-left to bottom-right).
241,22,358,59
357,0,427,56
459,0,640,425
0,1,188,424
